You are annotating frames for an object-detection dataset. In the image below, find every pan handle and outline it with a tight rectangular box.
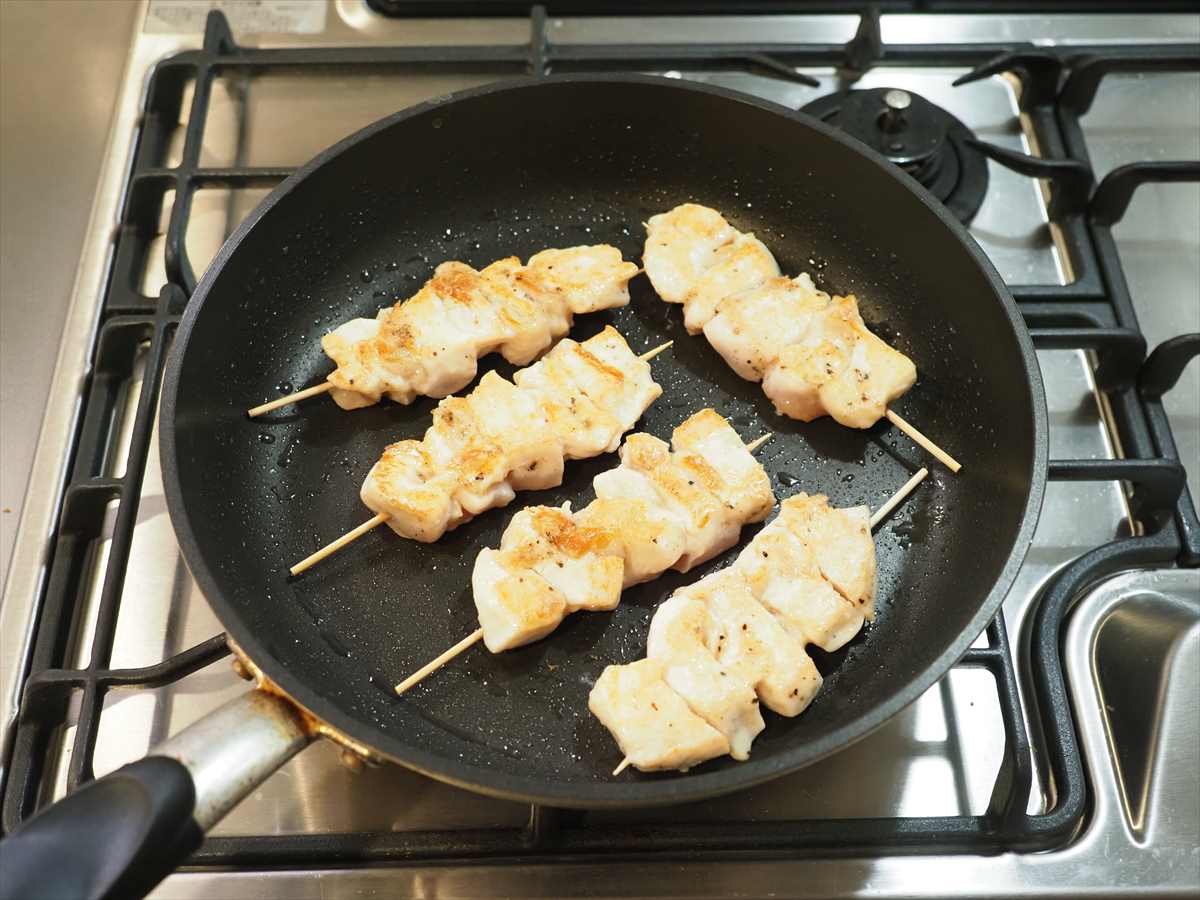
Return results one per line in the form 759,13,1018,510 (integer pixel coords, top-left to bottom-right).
0,690,312,900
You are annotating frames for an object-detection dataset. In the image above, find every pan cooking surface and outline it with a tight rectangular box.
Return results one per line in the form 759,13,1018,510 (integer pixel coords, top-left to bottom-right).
165,77,1042,805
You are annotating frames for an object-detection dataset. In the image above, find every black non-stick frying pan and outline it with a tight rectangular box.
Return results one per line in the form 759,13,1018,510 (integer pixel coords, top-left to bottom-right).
0,75,1046,900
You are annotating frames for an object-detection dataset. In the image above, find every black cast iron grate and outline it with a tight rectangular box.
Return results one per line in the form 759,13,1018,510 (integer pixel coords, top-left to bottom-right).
3,7,1198,865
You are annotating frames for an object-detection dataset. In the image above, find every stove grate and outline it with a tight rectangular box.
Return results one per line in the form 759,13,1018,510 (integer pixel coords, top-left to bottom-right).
3,7,1197,864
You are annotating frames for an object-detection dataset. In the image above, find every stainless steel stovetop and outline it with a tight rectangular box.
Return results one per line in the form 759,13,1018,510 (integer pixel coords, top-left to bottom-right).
1,3,1197,898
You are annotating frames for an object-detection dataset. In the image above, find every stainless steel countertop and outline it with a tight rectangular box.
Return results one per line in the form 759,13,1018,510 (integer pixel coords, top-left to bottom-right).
0,0,139,581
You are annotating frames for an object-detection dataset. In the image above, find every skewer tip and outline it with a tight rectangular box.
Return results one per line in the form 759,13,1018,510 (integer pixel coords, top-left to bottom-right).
394,628,485,695
638,340,674,362
745,432,773,454
884,409,962,473
290,512,389,575
869,467,929,529
612,758,632,776
247,381,333,418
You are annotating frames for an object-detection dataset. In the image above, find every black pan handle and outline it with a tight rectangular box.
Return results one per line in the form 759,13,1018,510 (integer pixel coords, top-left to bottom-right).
0,756,200,900
0,690,311,900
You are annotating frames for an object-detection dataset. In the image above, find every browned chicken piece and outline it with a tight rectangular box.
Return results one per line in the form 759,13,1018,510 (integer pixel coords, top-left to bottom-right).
469,409,775,652
359,327,660,543
647,594,765,760
678,569,823,717
323,245,638,410
591,491,882,774
777,493,877,616
705,276,917,430
642,203,918,431
761,295,917,429
588,659,730,771
670,408,774,523
736,505,865,651
642,204,780,334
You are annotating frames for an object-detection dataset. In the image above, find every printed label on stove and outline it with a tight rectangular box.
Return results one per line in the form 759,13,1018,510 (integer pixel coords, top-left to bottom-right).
145,0,327,35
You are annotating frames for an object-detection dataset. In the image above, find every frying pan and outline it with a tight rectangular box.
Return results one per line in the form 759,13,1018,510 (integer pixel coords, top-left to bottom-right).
0,75,1046,900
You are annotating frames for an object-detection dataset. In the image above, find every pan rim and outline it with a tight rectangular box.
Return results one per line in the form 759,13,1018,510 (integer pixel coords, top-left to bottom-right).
161,72,1048,808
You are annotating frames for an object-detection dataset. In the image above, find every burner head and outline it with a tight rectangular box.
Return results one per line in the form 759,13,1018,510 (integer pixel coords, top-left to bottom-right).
800,87,988,224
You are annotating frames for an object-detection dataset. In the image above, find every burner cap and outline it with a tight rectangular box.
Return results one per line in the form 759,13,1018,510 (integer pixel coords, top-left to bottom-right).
800,87,988,224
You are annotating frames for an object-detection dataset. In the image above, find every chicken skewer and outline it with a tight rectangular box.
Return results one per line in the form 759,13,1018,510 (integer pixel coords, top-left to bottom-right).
643,204,961,473
291,329,672,575
595,467,928,775
394,411,776,694
248,245,640,417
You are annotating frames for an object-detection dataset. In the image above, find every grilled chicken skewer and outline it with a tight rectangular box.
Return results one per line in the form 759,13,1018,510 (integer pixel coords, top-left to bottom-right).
394,411,775,694
291,329,670,574
248,245,640,416
644,204,961,473
594,468,928,775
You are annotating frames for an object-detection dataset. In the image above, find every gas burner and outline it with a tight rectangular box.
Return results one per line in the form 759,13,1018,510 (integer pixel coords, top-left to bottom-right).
800,87,989,223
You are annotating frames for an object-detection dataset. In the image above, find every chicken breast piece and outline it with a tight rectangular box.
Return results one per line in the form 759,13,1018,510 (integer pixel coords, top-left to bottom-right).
364,377,546,540
618,434,740,572
679,233,780,334
643,203,737,304
514,352,619,460
460,371,563,494
647,595,765,760
513,327,661,459
323,317,412,409
479,257,559,366
360,440,461,542
472,550,567,653
735,518,865,652
496,506,625,613
778,494,877,617
521,245,639,315
589,659,730,772
759,294,917,429
808,297,917,430
570,326,663,433
681,569,823,717
589,407,774,574
643,204,779,334
671,408,774,524
377,262,501,399
323,245,636,410
703,274,829,383
574,497,687,587
426,392,517,518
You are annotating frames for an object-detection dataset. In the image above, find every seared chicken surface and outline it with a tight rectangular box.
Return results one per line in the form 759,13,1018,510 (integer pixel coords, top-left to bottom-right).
322,246,638,410
589,659,729,772
644,205,917,429
589,492,876,772
471,410,774,653
360,326,661,542
643,204,780,335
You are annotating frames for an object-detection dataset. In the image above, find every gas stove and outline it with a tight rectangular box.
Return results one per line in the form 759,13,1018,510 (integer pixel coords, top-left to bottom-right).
1,4,1197,898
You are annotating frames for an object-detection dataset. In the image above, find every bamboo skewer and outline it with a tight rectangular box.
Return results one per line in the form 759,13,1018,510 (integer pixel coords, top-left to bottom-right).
290,513,389,575
393,431,775,695
248,341,674,418
395,629,485,694
288,342,674,576
869,467,929,528
638,340,673,361
744,432,773,453
248,382,332,418
884,410,960,474
611,465,929,776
